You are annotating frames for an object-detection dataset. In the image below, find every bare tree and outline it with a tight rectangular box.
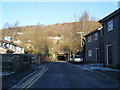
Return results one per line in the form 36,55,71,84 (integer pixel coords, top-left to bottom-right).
79,11,89,22
2,17,101,55
14,21,19,27
3,22,10,29
71,11,101,52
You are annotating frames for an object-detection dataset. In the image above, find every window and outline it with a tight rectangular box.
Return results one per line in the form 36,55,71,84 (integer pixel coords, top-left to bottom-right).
88,50,92,57
107,19,113,32
75,55,82,58
88,36,91,42
95,33,98,40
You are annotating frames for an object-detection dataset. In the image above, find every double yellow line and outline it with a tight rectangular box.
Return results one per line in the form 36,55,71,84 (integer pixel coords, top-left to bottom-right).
22,67,48,89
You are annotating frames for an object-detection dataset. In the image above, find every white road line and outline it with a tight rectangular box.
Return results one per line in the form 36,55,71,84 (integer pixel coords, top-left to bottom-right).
38,65,44,68
42,65,47,69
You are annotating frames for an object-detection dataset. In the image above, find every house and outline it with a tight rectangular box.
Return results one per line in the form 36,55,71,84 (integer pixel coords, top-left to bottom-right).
0,47,7,54
84,27,103,63
0,40,25,54
99,8,120,68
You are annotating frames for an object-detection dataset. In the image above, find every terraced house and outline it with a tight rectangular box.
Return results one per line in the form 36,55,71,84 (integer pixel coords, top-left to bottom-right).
99,8,120,68
84,8,120,68
0,40,25,54
84,27,103,63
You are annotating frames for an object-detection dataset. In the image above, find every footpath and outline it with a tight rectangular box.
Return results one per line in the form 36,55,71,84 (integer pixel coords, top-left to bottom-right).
80,63,120,87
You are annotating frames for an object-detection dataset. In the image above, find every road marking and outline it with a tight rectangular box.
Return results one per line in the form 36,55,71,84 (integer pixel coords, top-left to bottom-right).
42,65,47,69
38,65,44,68
22,67,47,88
26,68,48,88
10,64,46,89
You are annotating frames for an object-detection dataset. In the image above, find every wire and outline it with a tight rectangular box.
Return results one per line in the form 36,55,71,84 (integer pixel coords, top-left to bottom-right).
32,2,57,33
32,2,48,24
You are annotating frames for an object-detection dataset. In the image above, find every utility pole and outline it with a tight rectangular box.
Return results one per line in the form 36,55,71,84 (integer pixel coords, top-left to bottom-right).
77,32,84,51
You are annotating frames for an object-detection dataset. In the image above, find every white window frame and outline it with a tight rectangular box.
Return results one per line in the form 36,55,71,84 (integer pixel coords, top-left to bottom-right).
106,44,112,65
88,50,92,57
96,48,99,62
95,33,98,40
88,36,92,42
107,19,113,32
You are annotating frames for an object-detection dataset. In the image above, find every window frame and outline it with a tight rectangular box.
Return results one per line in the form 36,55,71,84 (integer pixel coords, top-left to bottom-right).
88,36,92,42
88,49,92,57
107,19,113,32
94,33,98,40
106,44,112,65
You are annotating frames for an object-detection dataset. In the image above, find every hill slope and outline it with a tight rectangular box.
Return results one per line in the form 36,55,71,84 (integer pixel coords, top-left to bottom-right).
1,21,101,54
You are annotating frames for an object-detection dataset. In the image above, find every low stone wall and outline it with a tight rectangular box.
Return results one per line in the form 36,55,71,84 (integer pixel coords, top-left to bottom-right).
1,54,31,72
31,54,40,64
31,54,46,64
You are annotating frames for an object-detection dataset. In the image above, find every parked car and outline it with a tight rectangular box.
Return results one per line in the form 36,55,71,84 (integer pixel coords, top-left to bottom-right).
73,55,83,63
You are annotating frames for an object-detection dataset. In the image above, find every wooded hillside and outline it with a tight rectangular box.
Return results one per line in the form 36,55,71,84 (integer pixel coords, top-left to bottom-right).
1,21,101,54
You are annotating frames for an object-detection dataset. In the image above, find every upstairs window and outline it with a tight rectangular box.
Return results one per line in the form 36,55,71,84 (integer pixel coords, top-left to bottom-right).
107,19,113,32
88,36,91,42
88,50,92,57
95,33,98,40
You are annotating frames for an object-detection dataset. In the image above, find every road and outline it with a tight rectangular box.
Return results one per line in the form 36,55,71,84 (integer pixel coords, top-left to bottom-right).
11,61,119,89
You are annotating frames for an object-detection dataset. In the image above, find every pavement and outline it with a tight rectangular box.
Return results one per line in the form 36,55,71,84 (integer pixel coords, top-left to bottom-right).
2,61,120,89
70,62,120,83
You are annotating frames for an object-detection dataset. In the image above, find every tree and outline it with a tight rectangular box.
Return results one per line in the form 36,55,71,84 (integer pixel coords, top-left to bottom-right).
79,11,89,22
45,44,49,56
14,21,19,27
3,22,10,29
71,11,101,53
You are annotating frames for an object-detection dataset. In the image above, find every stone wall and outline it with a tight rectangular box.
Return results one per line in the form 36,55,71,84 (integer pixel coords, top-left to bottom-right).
1,54,31,72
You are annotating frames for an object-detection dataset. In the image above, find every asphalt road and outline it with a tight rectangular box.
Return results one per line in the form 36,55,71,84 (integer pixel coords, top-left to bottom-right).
18,61,119,88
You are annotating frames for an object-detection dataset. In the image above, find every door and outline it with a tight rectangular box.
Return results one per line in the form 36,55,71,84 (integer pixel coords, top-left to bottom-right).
96,48,99,62
106,44,113,65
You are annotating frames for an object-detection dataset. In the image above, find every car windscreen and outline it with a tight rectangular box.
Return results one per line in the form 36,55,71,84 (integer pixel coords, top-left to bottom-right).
75,55,82,58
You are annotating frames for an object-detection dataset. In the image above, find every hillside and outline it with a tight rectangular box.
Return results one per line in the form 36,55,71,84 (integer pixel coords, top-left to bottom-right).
1,21,101,54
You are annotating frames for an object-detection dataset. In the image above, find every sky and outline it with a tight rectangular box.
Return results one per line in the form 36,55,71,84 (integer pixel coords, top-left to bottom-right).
0,1,119,29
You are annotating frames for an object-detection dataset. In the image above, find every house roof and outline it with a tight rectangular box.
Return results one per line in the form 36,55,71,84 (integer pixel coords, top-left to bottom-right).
99,8,120,23
0,40,24,48
0,47,7,51
84,28,100,38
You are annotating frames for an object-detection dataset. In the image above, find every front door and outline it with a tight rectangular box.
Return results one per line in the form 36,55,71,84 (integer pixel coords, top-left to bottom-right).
96,48,99,62
106,44,113,65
